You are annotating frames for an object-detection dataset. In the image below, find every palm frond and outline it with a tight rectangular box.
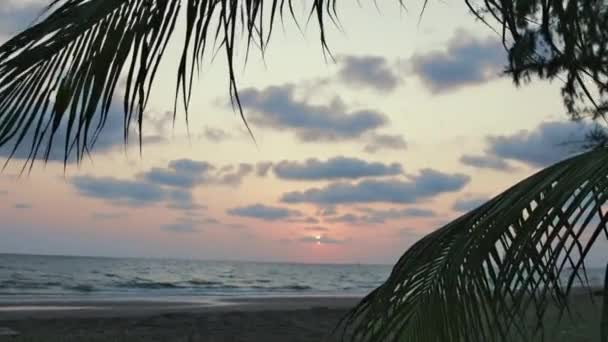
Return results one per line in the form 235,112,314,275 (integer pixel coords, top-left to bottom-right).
341,147,608,341
0,0,344,167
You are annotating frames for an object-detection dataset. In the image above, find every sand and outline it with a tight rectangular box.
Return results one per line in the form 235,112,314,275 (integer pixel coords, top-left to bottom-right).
0,294,603,341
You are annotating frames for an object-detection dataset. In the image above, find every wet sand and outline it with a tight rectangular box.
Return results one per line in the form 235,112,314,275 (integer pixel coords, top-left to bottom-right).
0,294,603,341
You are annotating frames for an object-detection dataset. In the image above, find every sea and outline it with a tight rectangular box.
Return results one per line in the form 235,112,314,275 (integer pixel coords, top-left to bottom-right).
0,254,392,302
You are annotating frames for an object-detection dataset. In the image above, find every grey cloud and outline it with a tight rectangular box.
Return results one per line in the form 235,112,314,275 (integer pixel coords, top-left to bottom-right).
161,219,202,233
166,189,205,211
203,127,231,143
317,206,337,217
71,176,166,206
142,160,214,188
92,212,128,220
304,226,330,232
364,133,408,153
273,157,403,181
326,207,436,225
218,163,254,186
338,55,400,92
460,154,515,171
0,104,167,163
239,85,388,141
14,203,32,210
286,216,320,224
453,196,490,212
409,32,505,93
256,162,273,177
227,204,303,221
486,121,592,168
298,235,349,245
282,169,469,204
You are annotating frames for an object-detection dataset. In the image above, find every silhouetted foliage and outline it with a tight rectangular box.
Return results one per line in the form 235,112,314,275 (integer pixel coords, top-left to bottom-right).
0,1,607,341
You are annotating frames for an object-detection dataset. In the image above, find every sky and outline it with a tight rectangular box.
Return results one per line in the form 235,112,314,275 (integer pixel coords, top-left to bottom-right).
0,0,606,265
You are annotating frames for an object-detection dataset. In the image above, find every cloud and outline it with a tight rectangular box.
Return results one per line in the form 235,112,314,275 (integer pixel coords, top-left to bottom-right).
202,127,231,143
217,163,254,185
485,121,592,167
460,154,515,171
71,176,166,206
273,157,403,181
256,162,273,177
316,206,337,217
227,204,303,221
0,1,44,42
304,226,330,232
452,196,490,212
0,190,7,196
91,212,129,220
337,55,400,92
364,133,408,153
142,160,214,188
326,207,436,225
298,235,349,245
239,85,388,141
0,105,168,163
166,189,205,211
14,203,32,210
409,31,505,93
282,169,470,204
286,216,320,224
161,218,202,233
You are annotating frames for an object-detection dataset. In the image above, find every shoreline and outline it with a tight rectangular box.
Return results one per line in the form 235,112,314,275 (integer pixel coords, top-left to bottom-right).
0,296,362,320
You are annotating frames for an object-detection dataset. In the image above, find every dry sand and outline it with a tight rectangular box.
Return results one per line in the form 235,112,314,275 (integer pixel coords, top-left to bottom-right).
0,294,603,341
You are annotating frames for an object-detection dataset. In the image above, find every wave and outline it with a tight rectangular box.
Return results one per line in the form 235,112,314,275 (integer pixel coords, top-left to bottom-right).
66,284,96,292
188,279,224,286
116,280,184,289
251,284,312,291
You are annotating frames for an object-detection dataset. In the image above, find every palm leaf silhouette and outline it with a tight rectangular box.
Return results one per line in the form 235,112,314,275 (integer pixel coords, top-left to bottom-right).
0,0,607,340
341,147,608,341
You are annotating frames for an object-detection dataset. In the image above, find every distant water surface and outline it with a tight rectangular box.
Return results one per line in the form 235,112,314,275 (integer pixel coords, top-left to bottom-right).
0,254,392,302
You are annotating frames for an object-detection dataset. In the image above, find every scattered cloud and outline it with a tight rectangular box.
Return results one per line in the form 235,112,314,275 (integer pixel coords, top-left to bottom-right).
142,160,214,188
337,55,400,92
239,85,388,142
217,163,254,186
304,226,330,232
91,212,129,220
273,157,403,181
364,133,408,153
70,176,166,207
256,162,273,177
14,203,32,210
282,169,470,204
453,196,490,212
460,154,515,171
0,105,169,163
485,121,592,168
298,235,349,245
286,216,320,224
409,31,505,93
326,207,436,225
316,206,337,217
202,127,232,143
161,218,202,233
227,204,303,221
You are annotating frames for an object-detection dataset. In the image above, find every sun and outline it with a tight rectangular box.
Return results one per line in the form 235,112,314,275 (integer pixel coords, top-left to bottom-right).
315,235,322,245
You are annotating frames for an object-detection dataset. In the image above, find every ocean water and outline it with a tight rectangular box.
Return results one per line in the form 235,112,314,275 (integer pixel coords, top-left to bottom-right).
0,254,392,302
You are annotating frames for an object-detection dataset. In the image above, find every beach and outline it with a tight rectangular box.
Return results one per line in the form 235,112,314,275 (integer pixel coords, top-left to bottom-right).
0,292,604,342
0,297,358,341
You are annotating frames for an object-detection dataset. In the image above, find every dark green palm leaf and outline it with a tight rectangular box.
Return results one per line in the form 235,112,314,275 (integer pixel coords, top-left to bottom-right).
0,0,341,168
340,147,608,341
